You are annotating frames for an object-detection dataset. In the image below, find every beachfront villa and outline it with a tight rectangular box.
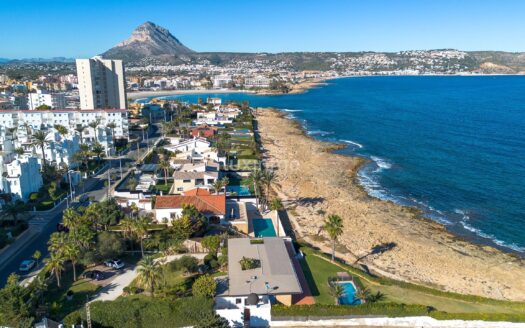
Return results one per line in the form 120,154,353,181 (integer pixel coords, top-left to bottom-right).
215,237,302,326
169,161,220,194
154,188,226,224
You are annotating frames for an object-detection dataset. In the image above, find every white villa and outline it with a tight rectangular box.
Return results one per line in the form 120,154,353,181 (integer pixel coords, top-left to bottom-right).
0,155,43,201
215,237,303,327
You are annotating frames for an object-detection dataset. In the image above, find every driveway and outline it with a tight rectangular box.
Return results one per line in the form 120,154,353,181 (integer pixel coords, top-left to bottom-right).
91,253,207,302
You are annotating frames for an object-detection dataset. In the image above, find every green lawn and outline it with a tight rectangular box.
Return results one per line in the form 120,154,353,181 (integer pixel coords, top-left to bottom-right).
44,266,100,320
150,181,173,193
299,245,525,314
299,252,340,304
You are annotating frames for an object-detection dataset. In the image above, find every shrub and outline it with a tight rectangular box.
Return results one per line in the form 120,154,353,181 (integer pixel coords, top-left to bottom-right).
63,296,214,327
208,259,219,270
201,235,221,254
171,256,199,274
203,254,217,266
192,275,216,298
239,256,260,270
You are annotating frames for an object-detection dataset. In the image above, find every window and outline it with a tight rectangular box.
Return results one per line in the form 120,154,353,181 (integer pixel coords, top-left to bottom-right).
236,298,242,304
182,179,191,183
177,187,183,192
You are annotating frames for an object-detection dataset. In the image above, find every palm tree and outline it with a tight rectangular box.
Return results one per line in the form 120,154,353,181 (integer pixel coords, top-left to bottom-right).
45,254,65,288
106,122,117,145
137,256,163,296
63,242,80,281
22,122,32,136
262,169,275,209
248,168,264,210
14,147,25,156
212,179,224,195
62,208,81,231
75,125,86,145
322,214,344,262
32,130,50,167
88,118,101,143
48,232,68,256
158,159,171,185
91,143,105,162
32,250,42,268
329,283,344,305
133,216,150,256
160,122,171,137
54,124,68,138
355,287,371,304
221,177,229,194
366,291,386,303
120,217,135,250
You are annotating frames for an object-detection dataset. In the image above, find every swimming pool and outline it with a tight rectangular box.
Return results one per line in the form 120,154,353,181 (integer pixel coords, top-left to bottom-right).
252,218,277,237
227,185,252,196
338,282,362,305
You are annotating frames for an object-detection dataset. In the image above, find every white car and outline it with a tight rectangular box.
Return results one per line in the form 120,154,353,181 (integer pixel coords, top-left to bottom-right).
19,260,36,272
104,259,125,269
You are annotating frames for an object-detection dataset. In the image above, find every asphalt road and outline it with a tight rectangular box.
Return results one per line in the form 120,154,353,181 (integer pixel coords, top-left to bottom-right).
0,123,162,287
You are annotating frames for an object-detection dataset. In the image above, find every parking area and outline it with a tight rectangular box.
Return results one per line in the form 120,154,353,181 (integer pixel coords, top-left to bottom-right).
82,265,127,287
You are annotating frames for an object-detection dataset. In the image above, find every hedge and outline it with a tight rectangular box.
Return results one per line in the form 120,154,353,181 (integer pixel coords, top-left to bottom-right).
63,296,214,327
272,304,525,323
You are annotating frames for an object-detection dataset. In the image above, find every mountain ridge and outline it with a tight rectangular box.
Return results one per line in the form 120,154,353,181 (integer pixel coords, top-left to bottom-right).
102,21,194,61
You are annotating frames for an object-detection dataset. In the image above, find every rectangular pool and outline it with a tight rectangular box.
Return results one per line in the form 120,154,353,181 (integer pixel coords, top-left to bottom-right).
338,282,362,305
252,218,277,237
227,185,252,196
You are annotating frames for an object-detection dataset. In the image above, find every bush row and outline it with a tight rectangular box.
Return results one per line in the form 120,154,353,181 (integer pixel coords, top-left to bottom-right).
272,304,525,322
63,296,214,327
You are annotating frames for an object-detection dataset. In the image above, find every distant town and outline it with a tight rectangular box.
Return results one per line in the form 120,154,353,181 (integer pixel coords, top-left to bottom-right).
1,20,525,328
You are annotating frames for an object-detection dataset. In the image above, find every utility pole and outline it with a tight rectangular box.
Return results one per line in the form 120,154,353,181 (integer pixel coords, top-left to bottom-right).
85,299,92,328
107,167,111,199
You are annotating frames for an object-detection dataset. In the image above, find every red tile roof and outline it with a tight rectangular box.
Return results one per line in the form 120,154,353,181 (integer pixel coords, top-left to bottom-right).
155,189,226,216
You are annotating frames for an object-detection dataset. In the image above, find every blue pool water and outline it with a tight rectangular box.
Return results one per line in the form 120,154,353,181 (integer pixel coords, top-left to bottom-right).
227,185,252,196
140,76,525,254
338,282,362,305
252,218,277,237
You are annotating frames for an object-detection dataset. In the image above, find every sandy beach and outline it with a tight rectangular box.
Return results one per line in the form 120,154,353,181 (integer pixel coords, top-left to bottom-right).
256,108,525,301
128,89,255,100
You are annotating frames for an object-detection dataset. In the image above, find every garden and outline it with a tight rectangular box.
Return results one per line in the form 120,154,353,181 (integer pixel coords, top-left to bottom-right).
278,243,525,321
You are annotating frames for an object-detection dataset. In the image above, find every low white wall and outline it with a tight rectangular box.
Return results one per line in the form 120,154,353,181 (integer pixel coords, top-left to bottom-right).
271,317,525,327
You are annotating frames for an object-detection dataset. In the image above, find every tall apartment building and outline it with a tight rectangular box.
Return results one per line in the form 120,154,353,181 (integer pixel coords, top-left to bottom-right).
76,56,127,110
27,90,66,110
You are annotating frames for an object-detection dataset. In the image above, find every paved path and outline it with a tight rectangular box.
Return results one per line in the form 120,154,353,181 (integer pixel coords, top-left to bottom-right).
92,253,207,302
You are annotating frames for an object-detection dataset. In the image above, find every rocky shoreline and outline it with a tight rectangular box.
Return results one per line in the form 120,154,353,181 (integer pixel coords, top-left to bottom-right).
256,108,525,301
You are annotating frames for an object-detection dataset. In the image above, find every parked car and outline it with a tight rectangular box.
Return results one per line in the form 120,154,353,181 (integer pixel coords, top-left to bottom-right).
104,259,125,269
83,270,105,281
19,260,36,272
79,194,89,204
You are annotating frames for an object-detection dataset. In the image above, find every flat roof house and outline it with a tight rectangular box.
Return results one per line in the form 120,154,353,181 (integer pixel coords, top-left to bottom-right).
215,237,302,326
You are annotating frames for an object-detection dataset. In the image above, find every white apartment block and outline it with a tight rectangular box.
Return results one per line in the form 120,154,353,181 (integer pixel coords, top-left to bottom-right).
213,75,232,89
0,155,43,201
27,90,66,109
0,109,129,151
244,75,272,88
76,56,127,110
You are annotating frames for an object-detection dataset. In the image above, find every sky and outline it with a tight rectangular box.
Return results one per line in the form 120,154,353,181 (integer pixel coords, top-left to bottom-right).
2,0,525,58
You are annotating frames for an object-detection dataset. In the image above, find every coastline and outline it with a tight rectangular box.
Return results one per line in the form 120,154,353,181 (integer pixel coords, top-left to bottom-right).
128,89,255,100
256,107,525,301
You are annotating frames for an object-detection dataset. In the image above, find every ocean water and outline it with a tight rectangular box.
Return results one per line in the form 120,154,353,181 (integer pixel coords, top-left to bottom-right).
145,76,525,254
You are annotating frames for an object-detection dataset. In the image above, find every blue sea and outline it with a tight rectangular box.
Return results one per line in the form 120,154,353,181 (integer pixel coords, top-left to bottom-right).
140,76,525,254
